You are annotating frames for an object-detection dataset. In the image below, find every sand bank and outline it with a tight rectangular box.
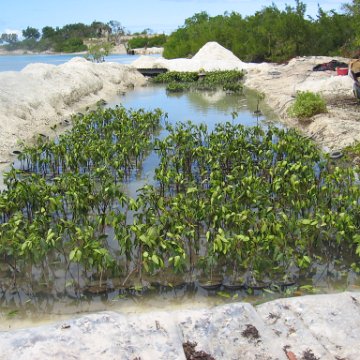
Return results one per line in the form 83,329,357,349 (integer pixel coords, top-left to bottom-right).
0,57,146,168
244,56,359,151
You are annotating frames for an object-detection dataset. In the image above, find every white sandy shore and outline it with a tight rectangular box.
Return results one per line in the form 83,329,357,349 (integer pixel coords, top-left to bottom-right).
0,57,146,169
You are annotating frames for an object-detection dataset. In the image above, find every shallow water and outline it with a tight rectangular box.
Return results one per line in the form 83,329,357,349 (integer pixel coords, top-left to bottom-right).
112,85,278,131
108,85,277,189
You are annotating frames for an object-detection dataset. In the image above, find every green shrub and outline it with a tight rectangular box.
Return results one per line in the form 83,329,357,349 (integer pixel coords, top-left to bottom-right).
166,82,189,92
152,70,244,94
128,34,167,49
203,70,244,86
223,83,243,93
288,91,327,119
152,71,199,84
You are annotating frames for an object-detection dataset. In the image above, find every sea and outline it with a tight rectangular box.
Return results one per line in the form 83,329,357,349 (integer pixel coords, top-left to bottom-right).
0,53,154,72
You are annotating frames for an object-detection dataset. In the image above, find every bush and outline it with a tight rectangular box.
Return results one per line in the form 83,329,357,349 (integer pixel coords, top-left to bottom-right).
152,71,199,84
128,34,167,49
166,82,189,92
288,91,327,119
223,83,243,93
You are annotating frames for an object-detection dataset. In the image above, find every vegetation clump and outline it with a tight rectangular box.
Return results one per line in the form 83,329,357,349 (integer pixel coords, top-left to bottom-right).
287,91,327,119
152,71,199,84
166,82,190,92
0,22,112,53
127,34,167,49
344,141,360,160
153,70,244,93
0,107,359,301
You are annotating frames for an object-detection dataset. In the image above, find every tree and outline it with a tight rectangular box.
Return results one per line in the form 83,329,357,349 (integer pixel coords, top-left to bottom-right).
0,33,18,44
90,21,111,39
108,20,125,44
342,0,360,51
22,26,40,40
85,42,113,62
42,26,56,39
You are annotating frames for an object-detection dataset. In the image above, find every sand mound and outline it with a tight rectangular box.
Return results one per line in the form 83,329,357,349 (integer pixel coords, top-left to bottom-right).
192,42,241,62
0,57,145,164
131,41,250,72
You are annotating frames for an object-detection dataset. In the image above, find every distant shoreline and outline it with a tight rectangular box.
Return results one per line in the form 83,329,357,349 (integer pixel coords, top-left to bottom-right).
0,49,124,56
0,44,163,56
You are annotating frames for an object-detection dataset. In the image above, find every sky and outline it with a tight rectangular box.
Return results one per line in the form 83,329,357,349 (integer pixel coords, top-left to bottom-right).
0,0,346,36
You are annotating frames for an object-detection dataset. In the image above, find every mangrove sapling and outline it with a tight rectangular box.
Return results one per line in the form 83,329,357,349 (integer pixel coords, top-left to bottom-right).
2,104,360,299
198,251,222,289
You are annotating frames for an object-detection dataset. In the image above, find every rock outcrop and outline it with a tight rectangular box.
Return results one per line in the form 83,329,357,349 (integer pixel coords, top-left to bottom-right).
0,292,359,360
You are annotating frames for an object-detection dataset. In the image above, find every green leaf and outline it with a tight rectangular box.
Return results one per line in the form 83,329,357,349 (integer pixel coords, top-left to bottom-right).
151,254,159,265
216,291,231,298
6,310,19,318
186,187,197,194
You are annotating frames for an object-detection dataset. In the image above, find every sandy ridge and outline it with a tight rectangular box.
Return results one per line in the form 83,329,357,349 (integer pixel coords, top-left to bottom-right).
0,57,146,168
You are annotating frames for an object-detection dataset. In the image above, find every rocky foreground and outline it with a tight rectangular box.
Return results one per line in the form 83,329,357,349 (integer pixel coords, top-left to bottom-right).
0,292,359,360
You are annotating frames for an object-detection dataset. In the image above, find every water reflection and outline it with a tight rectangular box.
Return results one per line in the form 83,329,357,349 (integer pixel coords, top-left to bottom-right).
108,85,278,130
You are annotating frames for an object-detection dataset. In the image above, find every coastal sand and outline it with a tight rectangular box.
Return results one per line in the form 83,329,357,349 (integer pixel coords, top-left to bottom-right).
0,57,146,170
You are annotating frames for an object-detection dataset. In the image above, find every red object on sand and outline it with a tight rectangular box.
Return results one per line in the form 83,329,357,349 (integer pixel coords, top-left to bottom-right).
336,67,348,76
285,350,297,360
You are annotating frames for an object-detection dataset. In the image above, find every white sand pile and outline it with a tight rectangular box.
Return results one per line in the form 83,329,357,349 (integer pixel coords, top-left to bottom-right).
132,41,251,72
0,57,145,164
192,41,242,62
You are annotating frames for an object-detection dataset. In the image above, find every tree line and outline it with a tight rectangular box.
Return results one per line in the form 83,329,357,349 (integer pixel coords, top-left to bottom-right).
163,0,360,62
2,0,359,59
0,20,166,53
0,21,120,53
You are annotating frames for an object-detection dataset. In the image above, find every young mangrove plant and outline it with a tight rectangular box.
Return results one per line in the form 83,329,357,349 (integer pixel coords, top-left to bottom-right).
0,106,359,300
